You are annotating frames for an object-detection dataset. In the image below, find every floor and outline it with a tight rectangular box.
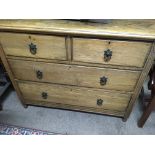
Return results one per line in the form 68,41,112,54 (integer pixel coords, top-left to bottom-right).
0,88,155,135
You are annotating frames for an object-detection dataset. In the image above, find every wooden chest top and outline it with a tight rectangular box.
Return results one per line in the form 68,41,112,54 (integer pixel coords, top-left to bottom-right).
0,20,155,40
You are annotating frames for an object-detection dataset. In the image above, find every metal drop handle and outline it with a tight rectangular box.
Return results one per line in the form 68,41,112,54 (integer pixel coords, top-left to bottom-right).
104,49,112,62
100,76,108,85
42,92,48,99
36,70,43,79
97,99,103,106
29,43,37,55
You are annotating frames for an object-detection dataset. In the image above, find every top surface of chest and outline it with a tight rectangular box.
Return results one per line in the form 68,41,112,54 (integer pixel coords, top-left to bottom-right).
0,19,155,40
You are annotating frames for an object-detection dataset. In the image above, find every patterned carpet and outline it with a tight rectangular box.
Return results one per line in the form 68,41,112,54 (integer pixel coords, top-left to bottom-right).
0,123,58,135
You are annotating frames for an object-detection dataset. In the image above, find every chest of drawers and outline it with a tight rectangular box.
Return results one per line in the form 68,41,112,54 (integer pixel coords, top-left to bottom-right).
0,20,155,121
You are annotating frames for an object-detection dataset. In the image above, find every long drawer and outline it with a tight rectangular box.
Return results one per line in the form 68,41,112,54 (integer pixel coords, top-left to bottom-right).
73,38,151,68
0,32,66,60
9,59,141,91
18,81,131,111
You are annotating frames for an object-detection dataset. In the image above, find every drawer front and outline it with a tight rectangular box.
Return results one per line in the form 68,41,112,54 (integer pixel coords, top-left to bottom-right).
73,38,151,68
9,59,140,91
0,32,66,60
18,81,131,111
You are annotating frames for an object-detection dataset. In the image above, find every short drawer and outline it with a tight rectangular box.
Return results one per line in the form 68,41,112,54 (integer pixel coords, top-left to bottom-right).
0,32,66,60
73,38,151,68
18,81,131,111
9,59,140,91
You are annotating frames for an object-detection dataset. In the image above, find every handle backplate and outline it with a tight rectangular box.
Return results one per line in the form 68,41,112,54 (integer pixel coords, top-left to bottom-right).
97,99,103,106
100,76,108,86
104,49,112,62
29,43,37,55
36,70,43,79
42,92,48,99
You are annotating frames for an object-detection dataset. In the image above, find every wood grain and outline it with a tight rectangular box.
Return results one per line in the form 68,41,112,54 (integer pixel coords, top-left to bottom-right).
0,20,154,120
123,42,155,120
6,55,143,71
9,59,140,92
0,43,26,107
18,81,131,111
25,99,125,117
0,20,155,40
0,32,66,60
73,38,151,68
65,36,72,61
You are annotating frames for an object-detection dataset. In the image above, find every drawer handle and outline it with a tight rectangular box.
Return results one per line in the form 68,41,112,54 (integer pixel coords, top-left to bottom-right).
104,49,112,62
29,43,37,55
42,92,48,99
36,70,43,79
97,99,103,106
100,76,107,85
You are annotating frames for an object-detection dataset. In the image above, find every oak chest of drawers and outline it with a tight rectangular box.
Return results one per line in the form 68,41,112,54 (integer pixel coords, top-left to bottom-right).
0,20,155,121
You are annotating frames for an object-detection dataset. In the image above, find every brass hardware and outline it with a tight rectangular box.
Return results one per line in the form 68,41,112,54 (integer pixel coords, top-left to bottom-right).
100,76,107,85
104,49,112,62
42,92,48,99
36,70,43,79
29,43,37,55
97,99,103,106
